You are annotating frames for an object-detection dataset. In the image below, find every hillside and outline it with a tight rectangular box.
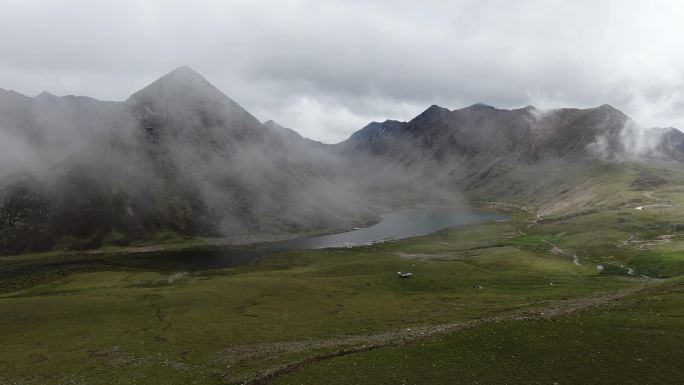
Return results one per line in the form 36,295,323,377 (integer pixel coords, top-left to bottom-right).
3,72,684,385
336,103,684,214
2,68,684,256
0,68,369,255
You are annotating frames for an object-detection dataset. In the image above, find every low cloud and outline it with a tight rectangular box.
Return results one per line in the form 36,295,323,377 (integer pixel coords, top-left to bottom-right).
588,120,669,161
619,122,666,159
0,1,683,142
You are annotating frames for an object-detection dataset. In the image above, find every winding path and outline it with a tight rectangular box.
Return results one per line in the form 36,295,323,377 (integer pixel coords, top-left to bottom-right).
635,191,672,211
543,240,581,266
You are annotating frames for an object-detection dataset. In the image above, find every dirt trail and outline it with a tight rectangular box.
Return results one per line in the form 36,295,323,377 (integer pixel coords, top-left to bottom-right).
623,234,680,250
635,191,673,211
543,240,581,266
239,286,647,385
526,212,544,229
643,191,665,201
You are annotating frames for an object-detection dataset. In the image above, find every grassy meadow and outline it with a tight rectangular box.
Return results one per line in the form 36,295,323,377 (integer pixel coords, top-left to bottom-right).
1,162,684,384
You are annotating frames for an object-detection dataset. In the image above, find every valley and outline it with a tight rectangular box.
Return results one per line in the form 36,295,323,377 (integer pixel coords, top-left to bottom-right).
3,2,684,384
2,158,684,384
2,69,684,384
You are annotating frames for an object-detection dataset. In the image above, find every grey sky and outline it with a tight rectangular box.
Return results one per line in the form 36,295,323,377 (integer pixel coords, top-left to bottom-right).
1,0,683,143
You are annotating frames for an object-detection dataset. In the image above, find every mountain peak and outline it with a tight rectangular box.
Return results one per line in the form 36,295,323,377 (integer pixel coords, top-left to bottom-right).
126,66,267,141
166,65,204,79
594,104,623,114
464,102,495,111
340,119,407,146
381,119,404,125
416,104,451,118
426,104,450,113
263,119,279,127
154,66,208,87
127,66,225,104
35,91,59,101
587,104,629,123
404,105,451,128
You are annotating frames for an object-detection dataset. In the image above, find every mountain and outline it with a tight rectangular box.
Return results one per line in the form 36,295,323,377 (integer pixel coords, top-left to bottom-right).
2,68,683,256
0,67,369,255
340,104,619,159
128,66,273,146
337,119,407,155
263,119,326,148
335,103,684,211
263,120,304,141
655,127,684,158
338,102,684,168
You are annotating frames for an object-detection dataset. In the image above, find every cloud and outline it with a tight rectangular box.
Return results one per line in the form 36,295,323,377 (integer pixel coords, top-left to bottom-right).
0,128,33,178
1,0,683,142
251,95,425,143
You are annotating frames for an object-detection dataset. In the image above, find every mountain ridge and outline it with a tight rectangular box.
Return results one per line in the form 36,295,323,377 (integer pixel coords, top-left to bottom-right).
1,67,683,255
0,68,371,255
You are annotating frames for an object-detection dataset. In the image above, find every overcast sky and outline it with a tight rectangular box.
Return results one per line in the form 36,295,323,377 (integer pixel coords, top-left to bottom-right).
1,0,683,143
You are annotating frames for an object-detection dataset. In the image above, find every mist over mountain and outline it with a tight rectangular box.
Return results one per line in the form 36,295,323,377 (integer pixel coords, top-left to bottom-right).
338,103,684,163
334,102,684,213
0,67,370,254
1,67,682,255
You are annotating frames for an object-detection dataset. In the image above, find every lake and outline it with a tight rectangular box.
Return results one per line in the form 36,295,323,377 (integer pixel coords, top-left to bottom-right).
283,208,505,249
0,207,507,278
109,207,507,271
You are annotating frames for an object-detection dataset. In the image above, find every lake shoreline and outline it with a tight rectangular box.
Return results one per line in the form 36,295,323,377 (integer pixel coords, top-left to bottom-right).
0,206,511,283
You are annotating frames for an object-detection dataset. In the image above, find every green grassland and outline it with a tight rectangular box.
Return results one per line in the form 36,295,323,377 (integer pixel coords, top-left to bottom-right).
274,279,684,385
1,161,684,384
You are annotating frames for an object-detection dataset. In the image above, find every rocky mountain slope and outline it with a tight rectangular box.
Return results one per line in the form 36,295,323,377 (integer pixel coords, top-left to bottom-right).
0,67,368,255
342,103,681,170
338,103,684,164
1,68,683,255
335,103,684,213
